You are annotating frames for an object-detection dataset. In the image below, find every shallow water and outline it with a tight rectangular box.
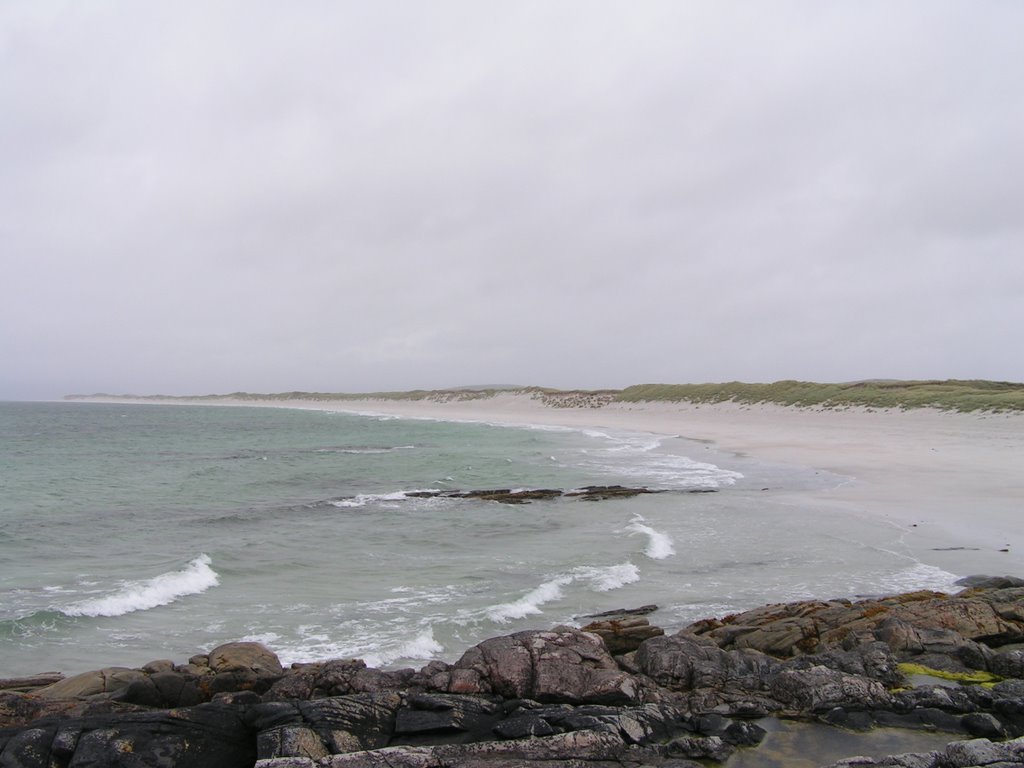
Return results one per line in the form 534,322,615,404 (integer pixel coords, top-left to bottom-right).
725,719,958,767
0,401,962,675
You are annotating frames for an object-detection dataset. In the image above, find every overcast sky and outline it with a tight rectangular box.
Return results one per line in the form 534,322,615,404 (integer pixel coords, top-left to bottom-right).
2,2,1022,399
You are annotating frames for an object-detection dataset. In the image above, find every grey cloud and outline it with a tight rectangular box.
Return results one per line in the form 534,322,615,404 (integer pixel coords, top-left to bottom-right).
2,1,1023,399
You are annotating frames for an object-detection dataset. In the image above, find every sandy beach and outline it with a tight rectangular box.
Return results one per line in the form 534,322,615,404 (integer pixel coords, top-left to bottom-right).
113,392,1020,580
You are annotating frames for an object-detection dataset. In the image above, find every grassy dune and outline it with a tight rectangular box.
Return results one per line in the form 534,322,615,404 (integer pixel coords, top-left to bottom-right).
68,380,1024,413
615,380,1024,413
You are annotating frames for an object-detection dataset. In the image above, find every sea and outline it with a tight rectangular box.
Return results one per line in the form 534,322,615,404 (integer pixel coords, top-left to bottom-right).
0,400,962,677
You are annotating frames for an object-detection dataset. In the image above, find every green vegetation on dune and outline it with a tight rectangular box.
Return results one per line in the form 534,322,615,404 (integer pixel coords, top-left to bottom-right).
66,379,1024,413
615,380,1024,412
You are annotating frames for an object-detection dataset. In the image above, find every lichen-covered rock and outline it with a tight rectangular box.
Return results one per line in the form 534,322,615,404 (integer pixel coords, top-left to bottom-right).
687,589,1024,664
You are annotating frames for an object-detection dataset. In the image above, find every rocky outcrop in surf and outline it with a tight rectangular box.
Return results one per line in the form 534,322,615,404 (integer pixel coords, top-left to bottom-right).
3,580,1024,766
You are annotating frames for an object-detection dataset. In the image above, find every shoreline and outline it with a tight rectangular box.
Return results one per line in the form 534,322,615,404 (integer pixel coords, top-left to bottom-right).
70,393,1024,578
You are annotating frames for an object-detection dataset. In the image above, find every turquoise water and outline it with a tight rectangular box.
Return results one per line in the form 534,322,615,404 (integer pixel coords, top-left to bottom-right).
0,401,960,676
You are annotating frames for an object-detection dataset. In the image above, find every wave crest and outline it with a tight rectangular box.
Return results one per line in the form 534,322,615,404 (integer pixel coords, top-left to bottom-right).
63,555,220,618
625,516,676,560
487,562,640,623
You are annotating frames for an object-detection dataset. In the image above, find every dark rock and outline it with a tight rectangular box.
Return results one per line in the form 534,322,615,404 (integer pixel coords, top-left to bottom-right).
665,734,734,761
257,725,328,760
956,575,1024,589
0,726,57,767
565,485,662,501
822,706,877,731
393,693,500,742
49,703,255,768
992,650,1024,679
404,486,663,505
580,616,665,655
582,604,659,619
721,719,767,747
491,713,558,739
297,692,401,751
961,711,1007,738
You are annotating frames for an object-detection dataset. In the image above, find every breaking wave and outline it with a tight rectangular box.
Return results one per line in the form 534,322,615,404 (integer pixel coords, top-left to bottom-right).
487,562,640,623
63,555,220,618
625,515,676,560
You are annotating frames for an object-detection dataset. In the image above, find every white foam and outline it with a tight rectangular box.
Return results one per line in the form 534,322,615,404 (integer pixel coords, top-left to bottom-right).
331,489,439,508
487,562,640,623
625,516,676,560
872,562,962,595
487,576,572,622
63,555,219,618
275,626,445,669
573,562,641,591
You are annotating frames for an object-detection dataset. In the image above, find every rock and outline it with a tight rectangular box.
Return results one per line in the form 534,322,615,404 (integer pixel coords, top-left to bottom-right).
582,605,659,619
258,725,329,760
208,641,284,677
35,668,147,700
943,736,1023,767
580,616,665,655
564,485,662,501
275,729,655,767
665,734,734,762
769,665,893,714
630,631,780,711
491,713,558,739
7,702,257,768
792,641,903,685
401,486,663,505
991,649,1024,679
0,674,64,693
956,575,1024,590
0,726,58,768
5,583,1024,767
961,712,1007,738
296,693,402,752
205,642,284,696
688,588,1024,662
695,712,767,746
443,629,641,704
393,693,500,742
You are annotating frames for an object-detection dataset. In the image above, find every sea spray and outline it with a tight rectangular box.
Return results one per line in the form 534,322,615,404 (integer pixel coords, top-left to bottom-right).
63,555,219,618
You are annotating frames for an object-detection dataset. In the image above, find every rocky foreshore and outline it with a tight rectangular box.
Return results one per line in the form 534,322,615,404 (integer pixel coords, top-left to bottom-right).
3,577,1024,767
